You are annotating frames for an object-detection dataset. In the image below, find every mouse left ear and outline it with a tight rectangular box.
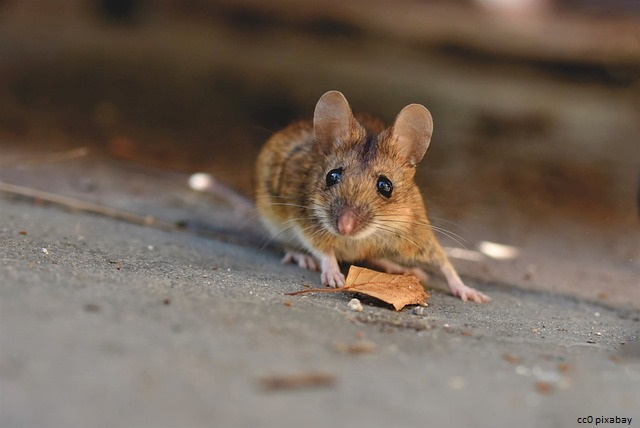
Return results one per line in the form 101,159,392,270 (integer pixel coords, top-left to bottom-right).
314,91,357,154
391,104,433,166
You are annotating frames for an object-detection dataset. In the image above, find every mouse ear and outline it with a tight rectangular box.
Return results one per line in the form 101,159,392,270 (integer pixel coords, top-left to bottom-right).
314,91,356,153
391,104,433,166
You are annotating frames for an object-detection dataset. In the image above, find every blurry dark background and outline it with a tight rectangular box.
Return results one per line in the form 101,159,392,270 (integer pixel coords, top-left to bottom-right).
1,0,639,304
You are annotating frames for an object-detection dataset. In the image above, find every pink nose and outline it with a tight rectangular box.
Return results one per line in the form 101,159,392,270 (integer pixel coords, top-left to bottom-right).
337,209,358,235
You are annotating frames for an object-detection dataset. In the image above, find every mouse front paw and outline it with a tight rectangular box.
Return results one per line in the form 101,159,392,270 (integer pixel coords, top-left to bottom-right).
321,269,345,288
282,251,319,271
319,253,344,288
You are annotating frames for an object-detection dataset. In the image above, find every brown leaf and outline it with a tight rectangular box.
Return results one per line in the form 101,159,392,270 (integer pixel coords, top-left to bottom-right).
259,372,336,391
502,353,523,365
333,339,376,354
534,381,553,394
343,266,428,311
286,266,429,311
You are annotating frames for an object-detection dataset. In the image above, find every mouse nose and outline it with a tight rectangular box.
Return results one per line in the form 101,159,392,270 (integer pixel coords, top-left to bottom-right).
337,208,358,236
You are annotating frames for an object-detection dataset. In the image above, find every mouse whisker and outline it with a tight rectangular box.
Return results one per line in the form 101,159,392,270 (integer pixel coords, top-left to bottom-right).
370,223,423,252
429,226,469,249
265,202,312,210
375,216,469,248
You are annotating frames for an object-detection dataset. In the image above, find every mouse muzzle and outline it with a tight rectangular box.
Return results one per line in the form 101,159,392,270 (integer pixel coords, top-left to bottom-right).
335,206,374,239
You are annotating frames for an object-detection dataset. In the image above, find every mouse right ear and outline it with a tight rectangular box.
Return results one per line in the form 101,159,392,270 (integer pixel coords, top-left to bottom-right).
314,91,356,153
391,104,433,166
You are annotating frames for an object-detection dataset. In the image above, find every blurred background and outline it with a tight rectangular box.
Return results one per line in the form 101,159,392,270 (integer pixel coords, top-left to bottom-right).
1,0,639,305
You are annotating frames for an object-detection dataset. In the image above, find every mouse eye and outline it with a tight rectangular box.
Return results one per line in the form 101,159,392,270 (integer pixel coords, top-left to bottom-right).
326,168,343,188
376,175,393,198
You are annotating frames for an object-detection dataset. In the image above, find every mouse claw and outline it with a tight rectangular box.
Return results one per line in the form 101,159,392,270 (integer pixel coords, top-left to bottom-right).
321,270,345,288
319,252,344,288
441,264,490,303
321,271,345,288
455,287,491,304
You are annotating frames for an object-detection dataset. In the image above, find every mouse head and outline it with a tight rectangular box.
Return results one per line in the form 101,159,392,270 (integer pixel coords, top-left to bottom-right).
311,91,433,239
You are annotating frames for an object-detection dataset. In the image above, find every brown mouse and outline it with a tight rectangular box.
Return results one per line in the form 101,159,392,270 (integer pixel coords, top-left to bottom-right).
255,91,490,303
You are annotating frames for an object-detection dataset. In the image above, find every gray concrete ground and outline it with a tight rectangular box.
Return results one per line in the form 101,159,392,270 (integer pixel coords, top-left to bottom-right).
1,153,639,428
1,3,640,427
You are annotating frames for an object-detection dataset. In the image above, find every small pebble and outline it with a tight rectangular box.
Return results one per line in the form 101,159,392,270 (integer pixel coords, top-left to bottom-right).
448,376,466,390
41,248,49,255
412,306,425,316
189,172,213,191
347,298,363,312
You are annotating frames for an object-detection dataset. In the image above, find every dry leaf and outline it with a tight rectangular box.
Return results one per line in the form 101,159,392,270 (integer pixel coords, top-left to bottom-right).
534,381,553,394
333,339,376,354
502,354,523,365
286,265,429,311
343,266,428,310
259,372,336,391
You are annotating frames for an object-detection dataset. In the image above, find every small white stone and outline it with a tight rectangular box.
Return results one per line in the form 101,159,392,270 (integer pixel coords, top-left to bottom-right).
412,306,425,316
188,172,213,191
41,248,48,255
347,298,363,312
448,376,466,390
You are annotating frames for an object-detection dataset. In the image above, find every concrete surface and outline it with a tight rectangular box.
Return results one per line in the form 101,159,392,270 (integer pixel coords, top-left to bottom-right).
1,153,639,428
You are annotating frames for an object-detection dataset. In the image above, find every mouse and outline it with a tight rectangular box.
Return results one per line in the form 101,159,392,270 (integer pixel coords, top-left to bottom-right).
255,90,490,303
